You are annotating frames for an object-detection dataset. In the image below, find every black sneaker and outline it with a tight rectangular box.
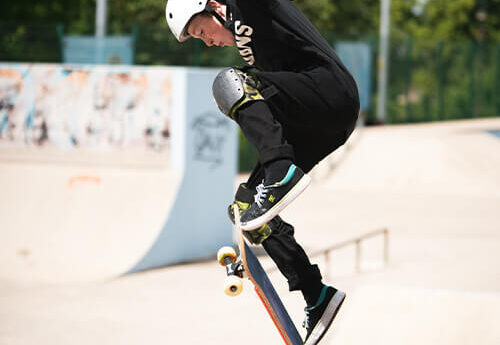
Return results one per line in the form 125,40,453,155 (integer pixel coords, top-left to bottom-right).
240,164,310,231
303,286,346,345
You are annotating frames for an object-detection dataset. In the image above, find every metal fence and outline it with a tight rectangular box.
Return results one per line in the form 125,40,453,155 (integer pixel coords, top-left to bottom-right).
386,37,500,124
2,23,498,123
1,23,498,171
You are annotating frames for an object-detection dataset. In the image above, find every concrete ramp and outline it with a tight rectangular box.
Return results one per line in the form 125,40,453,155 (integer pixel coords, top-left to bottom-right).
333,285,500,345
0,65,237,285
0,154,181,284
324,119,500,197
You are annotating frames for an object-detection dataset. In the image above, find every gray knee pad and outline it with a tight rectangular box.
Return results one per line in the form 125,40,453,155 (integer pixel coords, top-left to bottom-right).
212,67,264,119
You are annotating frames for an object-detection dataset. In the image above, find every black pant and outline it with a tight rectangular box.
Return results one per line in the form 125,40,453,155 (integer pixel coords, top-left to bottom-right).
234,64,359,291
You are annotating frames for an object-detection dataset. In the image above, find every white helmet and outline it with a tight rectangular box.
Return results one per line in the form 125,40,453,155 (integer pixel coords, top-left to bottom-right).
166,0,208,42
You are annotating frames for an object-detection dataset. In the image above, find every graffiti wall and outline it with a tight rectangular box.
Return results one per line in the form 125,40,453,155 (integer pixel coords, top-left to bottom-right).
0,63,175,151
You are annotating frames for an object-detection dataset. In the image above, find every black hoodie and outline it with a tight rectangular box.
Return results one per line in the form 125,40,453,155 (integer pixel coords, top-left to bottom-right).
228,0,349,74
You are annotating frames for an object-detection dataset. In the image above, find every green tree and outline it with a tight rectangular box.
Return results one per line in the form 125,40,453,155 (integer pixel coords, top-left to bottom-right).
392,0,500,42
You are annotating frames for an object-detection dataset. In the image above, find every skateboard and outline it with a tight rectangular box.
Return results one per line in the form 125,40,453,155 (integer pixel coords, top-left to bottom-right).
217,205,303,345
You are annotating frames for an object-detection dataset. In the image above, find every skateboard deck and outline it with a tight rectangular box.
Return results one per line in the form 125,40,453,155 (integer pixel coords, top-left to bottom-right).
218,205,303,345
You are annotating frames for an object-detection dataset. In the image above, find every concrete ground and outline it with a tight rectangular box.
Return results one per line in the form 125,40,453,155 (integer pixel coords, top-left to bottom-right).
0,147,180,284
1,118,499,345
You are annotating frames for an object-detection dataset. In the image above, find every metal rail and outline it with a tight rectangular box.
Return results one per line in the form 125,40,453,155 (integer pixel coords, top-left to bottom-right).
310,228,389,275
265,228,389,275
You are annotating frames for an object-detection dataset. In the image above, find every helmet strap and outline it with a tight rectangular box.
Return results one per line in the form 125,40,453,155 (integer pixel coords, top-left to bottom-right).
204,2,234,31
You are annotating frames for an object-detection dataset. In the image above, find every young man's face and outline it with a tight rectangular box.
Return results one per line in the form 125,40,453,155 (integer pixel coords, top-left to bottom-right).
187,13,235,47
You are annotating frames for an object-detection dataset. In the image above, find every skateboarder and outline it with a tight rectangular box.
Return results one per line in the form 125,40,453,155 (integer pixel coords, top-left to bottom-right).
166,1,359,344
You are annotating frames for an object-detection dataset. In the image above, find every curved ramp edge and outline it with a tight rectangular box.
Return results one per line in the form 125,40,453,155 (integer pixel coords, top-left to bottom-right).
129,69,238,273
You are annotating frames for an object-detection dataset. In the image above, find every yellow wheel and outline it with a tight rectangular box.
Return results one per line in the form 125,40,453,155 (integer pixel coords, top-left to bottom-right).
217,246,237,267
224,275,243,297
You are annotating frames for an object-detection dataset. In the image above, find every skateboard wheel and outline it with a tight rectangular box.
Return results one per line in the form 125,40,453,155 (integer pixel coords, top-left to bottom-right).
217,246,237,266
224,275,243,297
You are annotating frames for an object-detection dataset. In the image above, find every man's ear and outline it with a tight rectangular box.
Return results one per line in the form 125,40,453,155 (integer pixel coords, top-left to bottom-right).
207,0,227,19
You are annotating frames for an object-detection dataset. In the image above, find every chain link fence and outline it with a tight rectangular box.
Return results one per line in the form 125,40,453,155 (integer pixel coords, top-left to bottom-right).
385,36,500,124
1,22,498,171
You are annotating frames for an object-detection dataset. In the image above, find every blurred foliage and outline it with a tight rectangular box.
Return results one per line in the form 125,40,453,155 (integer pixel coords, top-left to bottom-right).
0,22,62,62
384,38,499,124
2,0,500,41
0,0,499,171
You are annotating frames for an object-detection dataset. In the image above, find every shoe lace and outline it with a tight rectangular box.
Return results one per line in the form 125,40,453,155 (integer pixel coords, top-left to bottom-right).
254,182,269,208
302,308,311,330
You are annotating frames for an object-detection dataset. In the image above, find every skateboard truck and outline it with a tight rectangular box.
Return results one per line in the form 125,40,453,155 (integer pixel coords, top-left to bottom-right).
217,246,245,296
